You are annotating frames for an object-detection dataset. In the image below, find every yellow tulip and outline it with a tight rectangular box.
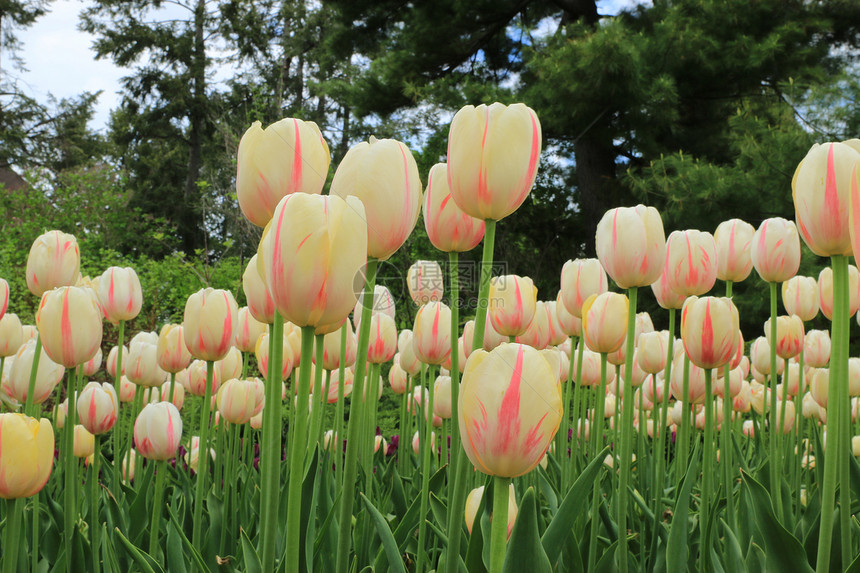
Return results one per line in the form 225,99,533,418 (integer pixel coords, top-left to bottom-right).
581,292,629,354
714,218,755,283
183,288,238,362
596,205,666,289
26,230,80,297
0,312,22,358
0,414,54,499
156,323,192,373
73,424,95,458
488,275,537,337
423,163,485,252
36,286,103,368
750,217,801,283
681,296,740,370
782,276,819,322
97,266,143,324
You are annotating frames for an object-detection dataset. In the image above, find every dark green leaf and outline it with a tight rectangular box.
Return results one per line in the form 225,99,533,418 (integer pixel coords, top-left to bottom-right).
502,488,552,573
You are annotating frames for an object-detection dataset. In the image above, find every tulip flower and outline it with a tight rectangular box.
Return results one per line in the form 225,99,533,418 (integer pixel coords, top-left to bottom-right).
559,258,608,319
126,341,167,388
407,260,445,305
459,343,561,477
714,218,755,283
367,313,398,364
582,292,629,354
515,300,552,350
0,414,54,498
464,484,518,537
680,297,740,370
156,323,192,374
235,307,266,353
73,425,95,458
488,275,537,337
792,141,860,256
352,285,396,329
258,193,368,326
596,205,666,289
750,336,783,376
651,269,687,310
412,430,436,456
254,331,294,381
330,136,421,261
447,102,541,222
782,276,820,321
77,382,118,435
242,255,276,325
236,118,331,227
105,345,126,379
217,346,243,380
573,348,616,387
160,380,185,410
819,265,860,319
423,163,485,252
664,229,718,296
389,361,408,394
217,378,258,424
319,321,356,371
804,330,831,368
764,314,804,359
183,288,238,362
0,279,7,322
97,266,142,324
434,376,452,419
26,230,80,297
555,291,582,337
187,359,222,397
750,218,801,283
7,339,63,404
412,302,452,366
637,330,669,375
0,313,22,358
36,286,102,368
134,402,182,461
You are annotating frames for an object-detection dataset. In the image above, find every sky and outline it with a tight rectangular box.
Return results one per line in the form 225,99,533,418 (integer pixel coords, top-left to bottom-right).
15,0,647,134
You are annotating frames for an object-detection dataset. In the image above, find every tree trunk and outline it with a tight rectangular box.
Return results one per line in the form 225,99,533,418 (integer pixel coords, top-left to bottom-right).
573,131,618,256
182,0,207,254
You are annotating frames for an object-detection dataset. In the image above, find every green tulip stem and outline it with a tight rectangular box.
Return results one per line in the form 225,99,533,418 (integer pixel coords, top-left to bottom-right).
64,365,82,573
398,383,409,476
23,334,42,416
617,286,638,573
817,255,848,573
587,352,609,573
148,459,167,560
307,333,325,453
112,321,125,495
444,222,495,573
259,313,283,571
130,387,143,486
702,367,714,550
90,434,101,573
191,360,214,558
167,372,176,404
767,281,783,522
572,335,586,473
793,347,805,526
720,281,735,533
334,322,348,487
417,363,437,573
336,258,379,573
489,476,512,573
2,498,22,573
558,336,575,488
284,325,315,573
836,258,852,570
219,424,238,555
677,354,691,487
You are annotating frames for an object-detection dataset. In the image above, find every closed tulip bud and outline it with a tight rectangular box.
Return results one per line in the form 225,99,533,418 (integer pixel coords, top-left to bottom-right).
7,339,63,404
781,276,819,321
183,288,238,362
185,436,216,472
250,411,263,430
0,414,54,499
515,300,552,350
367,313,398,364
433,375,453,419
353,285,397,331
582,292,629,354
242,255,275,325
254,331,295,381
389,360,409,394
258,194,368,327
560,258,609,318
412,302,452,365
464,484,518,537
750,336,783,376
573,348,616,387
792,141,860,256
596,205,666,289
619,354,648,388
80,348,102,377
217,346,243,381
412,430,436,456
160,380,185,410
488,275,537,337
126,341,167,388
802,391,823,420
318,321,356,371
804,329,831,368
134,402,182,461
407,260,444,305
398,330,422,376
97,267,142,324
21,325,37,344
782,362,804,397
714,367,744,399
36,286,103,368
733,380,752,413
651,269,687,310
328,368,354,403
77,382,118,435
751,218,801,283
447,103,541,221
105,346,125,381
236,119,331,227
330,136,421,260
0,313,22,358
187,359,221,397
637,330,669,374
156,324,192,373
771,400,796,434
818,265,860,319
235,307,266,353
664,229,718,296
714,219,755,282
459,343,562,477
0,279,7,321
54,400,67,429
479,311,507,352
423,163,485,252
545,304,568,347
670,352,707,404
750,382,772,415
26,230,80,297
764,314,804,359
119,376,136,403
217,378,257,424
850,358,860,396
555,291,582,337
73,424,95,458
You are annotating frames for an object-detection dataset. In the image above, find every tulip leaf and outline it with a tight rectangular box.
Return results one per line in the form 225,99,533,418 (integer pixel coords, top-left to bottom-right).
165,512,189,573
846,550,860,573
502,487,552,573
129,462,155,545
741,471,814,573
205,490,223,569
430,492,448,533
722,519,745,573
113,527,163,573
360,492,407,573
594,540,619,573
302,449,320,573
541,446,608,566
666,441,699,573
240,528,263,573
746,542,766,573
167,505,210,573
